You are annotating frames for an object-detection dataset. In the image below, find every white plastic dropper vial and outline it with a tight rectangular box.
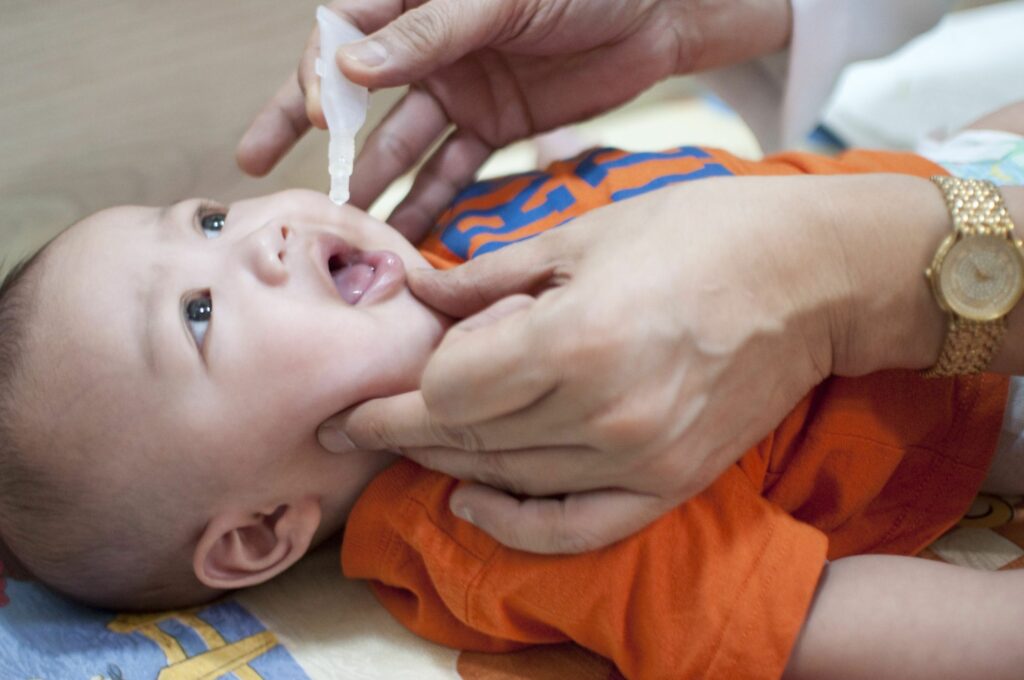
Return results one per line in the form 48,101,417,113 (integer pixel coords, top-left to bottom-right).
315,6,369,204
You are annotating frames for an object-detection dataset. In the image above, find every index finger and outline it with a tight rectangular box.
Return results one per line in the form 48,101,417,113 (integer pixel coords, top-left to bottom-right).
236,74,312,177
320,390,449,452
449,484,671,554
319,383,576,454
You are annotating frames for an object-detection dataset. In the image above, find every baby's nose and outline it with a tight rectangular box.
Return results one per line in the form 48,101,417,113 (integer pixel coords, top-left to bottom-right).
244,222,291,286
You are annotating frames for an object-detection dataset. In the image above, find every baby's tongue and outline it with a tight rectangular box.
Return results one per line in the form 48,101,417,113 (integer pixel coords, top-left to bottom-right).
333,262,375,304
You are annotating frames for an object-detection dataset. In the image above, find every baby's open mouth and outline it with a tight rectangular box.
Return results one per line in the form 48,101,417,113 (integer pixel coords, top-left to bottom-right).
325,245,405,305
329,252,374,304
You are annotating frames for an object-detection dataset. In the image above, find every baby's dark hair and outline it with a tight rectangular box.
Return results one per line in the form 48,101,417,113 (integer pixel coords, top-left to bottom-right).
0,249,51,583
0,246,120,602
0,242,217,611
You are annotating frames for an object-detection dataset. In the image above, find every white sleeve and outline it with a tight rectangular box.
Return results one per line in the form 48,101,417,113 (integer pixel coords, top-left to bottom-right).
700,0,952,152
984,376,1024,497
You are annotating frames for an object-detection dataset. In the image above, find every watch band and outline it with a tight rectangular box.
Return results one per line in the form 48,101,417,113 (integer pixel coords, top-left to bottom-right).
932,175,1014,239
922,316,1007,378
924,176,1016,378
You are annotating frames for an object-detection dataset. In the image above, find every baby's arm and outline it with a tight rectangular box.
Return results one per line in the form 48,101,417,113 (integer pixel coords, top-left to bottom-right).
964,100,1024,135
783,555,1024,680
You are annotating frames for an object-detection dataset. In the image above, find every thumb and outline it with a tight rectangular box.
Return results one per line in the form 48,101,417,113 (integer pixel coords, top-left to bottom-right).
336,0,517,88
409,229,576,317
449,485,671,554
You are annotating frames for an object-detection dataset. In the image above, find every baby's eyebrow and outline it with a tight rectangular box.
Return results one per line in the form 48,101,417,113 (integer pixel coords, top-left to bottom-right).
160,201,193,237
140,288,159,376
140,208,176,375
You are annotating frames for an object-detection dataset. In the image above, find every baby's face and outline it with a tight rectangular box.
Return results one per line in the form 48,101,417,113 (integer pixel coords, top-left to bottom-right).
28,189,447,530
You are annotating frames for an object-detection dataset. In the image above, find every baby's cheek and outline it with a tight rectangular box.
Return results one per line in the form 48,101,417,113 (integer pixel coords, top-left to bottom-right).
212,350,315,434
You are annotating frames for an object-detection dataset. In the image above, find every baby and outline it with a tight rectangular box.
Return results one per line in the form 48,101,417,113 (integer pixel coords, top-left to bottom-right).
0,191,444,608
2,108,1024,678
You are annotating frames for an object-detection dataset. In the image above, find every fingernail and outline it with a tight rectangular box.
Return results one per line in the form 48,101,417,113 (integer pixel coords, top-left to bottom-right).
454,505,475,526
339,40,388,68
305,83,326,129
318,426,355,453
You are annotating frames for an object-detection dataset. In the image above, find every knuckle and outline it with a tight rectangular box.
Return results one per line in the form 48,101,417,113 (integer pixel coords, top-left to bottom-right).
376,130,422,170
392,3,454,54
361,416,398,451
460,266,505,313
483,0,537,39
588,397,661,452
420,368,461,424
534,502,600,554
547,313,620,374
428,418,485,452
475,456,525,495
415,161,461,199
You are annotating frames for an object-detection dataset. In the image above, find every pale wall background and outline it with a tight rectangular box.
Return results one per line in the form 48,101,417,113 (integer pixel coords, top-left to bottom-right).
0,0,389,267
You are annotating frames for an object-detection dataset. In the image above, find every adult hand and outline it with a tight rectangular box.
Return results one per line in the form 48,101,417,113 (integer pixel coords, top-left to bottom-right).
237,0,791,240
319,175,923,553
320,173,958,553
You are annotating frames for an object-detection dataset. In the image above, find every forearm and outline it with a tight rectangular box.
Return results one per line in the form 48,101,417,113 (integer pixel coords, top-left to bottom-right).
823,175,1024,376
784,555,1024,680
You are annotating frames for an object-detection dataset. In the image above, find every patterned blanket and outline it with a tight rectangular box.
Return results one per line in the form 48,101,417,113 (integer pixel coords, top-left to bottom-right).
1,493,1021,680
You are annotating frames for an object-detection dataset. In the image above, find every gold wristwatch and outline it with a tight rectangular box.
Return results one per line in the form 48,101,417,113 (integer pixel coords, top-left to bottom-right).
924,176,1024,377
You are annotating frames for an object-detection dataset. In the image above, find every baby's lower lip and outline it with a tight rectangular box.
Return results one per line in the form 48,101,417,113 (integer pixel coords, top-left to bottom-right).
330,250,405,305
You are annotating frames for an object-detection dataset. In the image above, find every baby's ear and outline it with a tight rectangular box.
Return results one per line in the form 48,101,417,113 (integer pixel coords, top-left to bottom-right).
193,497,322,590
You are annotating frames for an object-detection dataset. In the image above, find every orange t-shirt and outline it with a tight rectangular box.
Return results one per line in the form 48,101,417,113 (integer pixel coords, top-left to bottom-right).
342,147,1010,679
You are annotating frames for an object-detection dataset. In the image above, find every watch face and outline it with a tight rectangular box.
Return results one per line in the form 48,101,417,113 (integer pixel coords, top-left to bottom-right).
939,235,1024,321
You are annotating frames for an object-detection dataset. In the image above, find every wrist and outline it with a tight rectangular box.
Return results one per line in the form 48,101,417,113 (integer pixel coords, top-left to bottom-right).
820,174,950,376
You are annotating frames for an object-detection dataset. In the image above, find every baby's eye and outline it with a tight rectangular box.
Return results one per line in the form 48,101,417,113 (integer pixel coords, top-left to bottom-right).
184,293,213,350
200,212,226,239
